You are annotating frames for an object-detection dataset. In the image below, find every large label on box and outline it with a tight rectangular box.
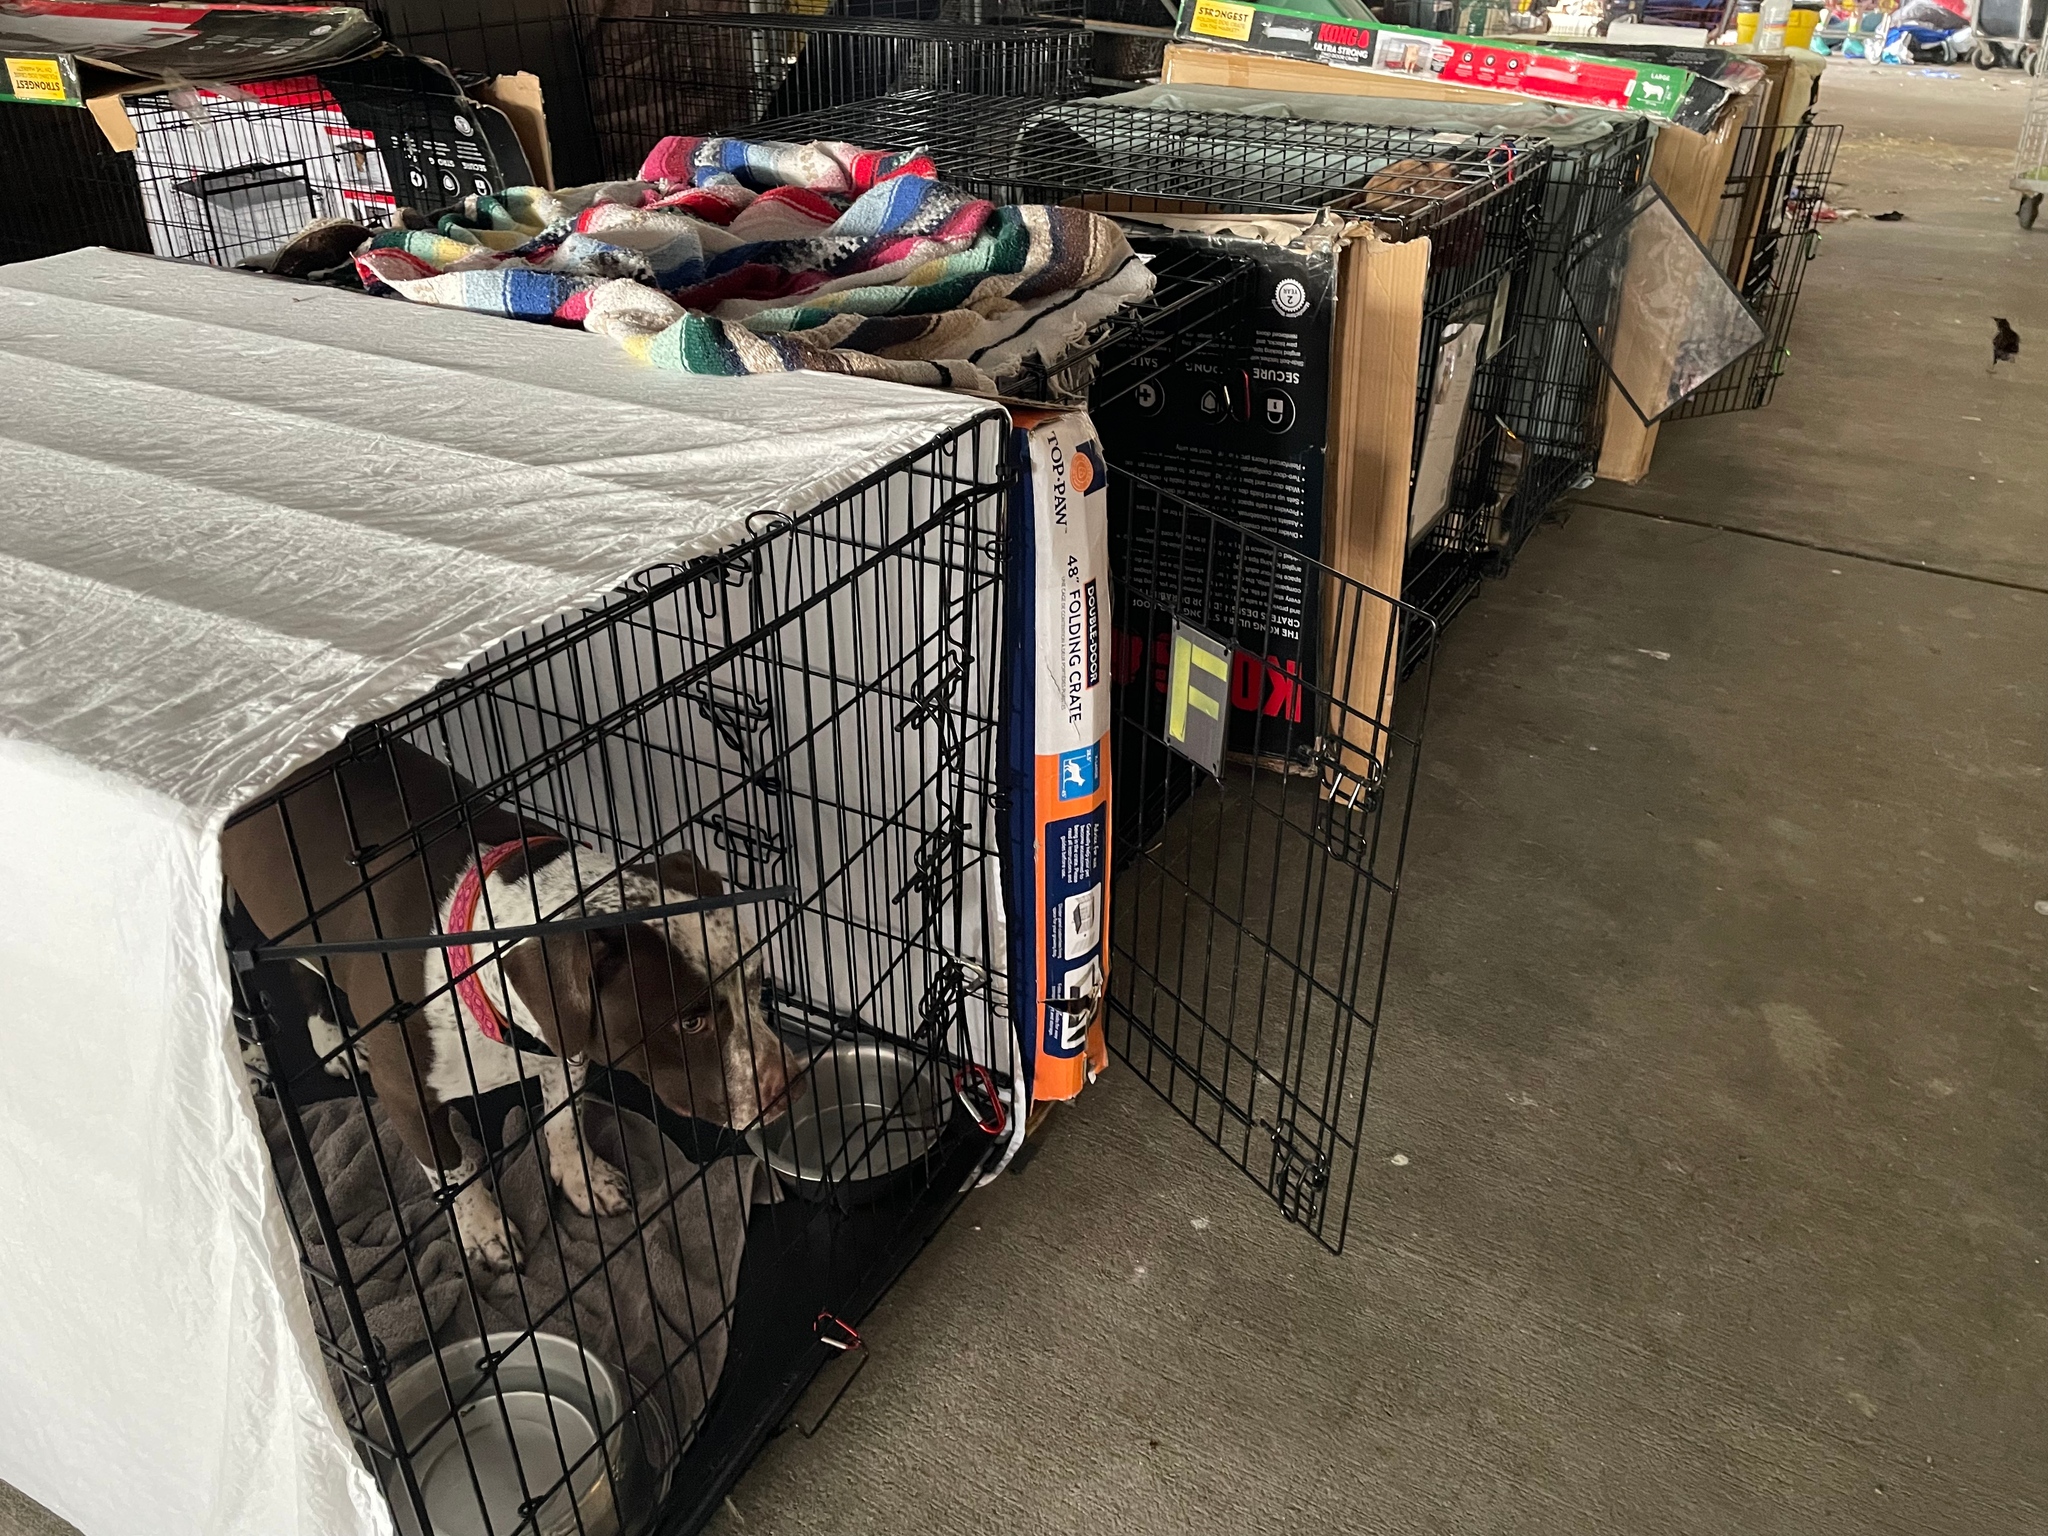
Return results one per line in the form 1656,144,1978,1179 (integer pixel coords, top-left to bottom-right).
1002,412,1113,1104
1097,234,1332,775
1172,1,1699,122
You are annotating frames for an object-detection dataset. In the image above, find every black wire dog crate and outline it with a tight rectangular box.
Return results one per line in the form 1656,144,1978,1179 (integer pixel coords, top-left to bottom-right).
224,416,1020,1536
1668,118,1843,420
1488,113,1651,565
0,59,526,270
744,92,1550,657
211,413,1432,1534
582,7,1089,178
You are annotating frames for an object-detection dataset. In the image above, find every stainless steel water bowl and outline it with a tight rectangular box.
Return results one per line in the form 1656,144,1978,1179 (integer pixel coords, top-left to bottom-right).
373,1331,672,1536
748,1037,947,1201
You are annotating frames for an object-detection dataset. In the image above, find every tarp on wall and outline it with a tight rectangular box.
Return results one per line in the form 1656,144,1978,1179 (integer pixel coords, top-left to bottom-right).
0,248,993,1536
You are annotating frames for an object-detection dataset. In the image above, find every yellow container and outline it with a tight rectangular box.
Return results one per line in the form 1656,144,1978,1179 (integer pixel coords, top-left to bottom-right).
1735,8,1760,42
1784,3,1820,47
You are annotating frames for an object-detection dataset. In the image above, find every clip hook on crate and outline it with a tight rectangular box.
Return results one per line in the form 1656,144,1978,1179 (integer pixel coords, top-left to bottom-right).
782,1312,871,1440
892,811,965,910
691,679,773,742
897,649,969,734
953,1062,1009,1139
696,812,787,882
916,954,987,1042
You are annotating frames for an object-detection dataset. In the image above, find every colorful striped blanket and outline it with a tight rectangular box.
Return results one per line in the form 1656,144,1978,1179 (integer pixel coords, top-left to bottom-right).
352,134,1151,394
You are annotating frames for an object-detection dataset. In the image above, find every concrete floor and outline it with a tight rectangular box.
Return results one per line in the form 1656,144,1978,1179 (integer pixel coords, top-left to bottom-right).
7,63,2044,1536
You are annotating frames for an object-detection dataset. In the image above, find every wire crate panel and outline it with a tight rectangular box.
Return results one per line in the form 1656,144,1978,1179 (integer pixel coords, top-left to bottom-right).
1490,114,1652,566
225,418,1017,1536
1669,120,1843,420
2014,46,2048,203
751,89,1546,239
1104,470,1429,1252
1399,147,1548,657
585,11,1088,177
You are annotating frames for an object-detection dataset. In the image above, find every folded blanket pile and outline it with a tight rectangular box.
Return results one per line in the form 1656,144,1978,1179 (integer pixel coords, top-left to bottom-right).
351,133,1153,394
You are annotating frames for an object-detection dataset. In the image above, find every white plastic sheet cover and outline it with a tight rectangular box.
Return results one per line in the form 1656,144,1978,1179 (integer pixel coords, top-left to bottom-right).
0,248,993,1536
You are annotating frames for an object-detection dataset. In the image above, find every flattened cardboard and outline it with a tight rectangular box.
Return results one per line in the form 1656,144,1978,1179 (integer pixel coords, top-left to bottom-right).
472,70,552,191
1323,225,1428,753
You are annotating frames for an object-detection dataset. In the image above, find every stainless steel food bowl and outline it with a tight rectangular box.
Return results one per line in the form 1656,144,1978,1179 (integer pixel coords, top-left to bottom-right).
748,1037,947,1202
371,1331,672,1536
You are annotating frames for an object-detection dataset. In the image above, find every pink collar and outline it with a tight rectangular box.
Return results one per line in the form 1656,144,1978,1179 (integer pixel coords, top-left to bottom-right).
447,838,563,1045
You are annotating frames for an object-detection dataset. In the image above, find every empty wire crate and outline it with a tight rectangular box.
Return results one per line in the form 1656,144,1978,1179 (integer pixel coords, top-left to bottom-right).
744,91,1550,656
583,8,1089,177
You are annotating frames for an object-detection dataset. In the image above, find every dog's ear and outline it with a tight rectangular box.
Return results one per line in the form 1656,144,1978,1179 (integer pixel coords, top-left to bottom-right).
649,849,721,902
499,929,623,1058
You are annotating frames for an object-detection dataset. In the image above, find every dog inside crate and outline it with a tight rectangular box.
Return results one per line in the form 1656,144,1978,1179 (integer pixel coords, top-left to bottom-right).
222,497,1010,1533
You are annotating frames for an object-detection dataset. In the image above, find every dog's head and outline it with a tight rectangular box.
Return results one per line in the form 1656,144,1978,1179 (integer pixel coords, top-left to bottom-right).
500,851,792,1127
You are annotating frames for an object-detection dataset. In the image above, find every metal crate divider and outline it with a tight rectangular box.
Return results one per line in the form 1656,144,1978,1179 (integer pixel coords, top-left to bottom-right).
744,91,1551,661
1669,119,1843,420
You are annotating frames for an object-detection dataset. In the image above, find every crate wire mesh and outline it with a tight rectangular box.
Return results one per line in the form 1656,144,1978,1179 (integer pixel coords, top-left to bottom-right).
0,64,521,270
0,99,150,266
744,92,1550,654
1489,113,1651,566
2013,44,2048,224
1105,467,1429,1251
747,91,1546,239
583,8,1089,177
1668,119,1843,420
1001,239,1261,407
225,416,1017,1536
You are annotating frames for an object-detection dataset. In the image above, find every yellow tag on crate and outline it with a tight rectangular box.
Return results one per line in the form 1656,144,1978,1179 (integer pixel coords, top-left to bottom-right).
1188,0,1256,40
1164,620,1233,777
5,55,73,103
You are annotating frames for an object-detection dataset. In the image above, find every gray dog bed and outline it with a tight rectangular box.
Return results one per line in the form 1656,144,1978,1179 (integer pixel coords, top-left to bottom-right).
258,1091,760,1456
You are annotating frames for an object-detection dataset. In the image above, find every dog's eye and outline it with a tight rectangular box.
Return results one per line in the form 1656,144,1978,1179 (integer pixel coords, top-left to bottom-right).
676,1013,713,1037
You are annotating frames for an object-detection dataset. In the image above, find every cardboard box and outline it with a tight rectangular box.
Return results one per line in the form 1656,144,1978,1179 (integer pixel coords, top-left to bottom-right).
1092,208,1424,764
1172,0,1727,125
0,1,381,101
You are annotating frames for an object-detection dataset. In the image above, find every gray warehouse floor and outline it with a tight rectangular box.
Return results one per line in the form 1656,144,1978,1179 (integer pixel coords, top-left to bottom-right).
7,62,2043,1536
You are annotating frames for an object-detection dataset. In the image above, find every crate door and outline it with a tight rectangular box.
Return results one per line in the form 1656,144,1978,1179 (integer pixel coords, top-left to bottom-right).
1101,474,1426,1255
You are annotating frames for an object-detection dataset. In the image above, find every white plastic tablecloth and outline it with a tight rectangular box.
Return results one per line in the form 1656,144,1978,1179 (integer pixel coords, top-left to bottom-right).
0,249,991,1536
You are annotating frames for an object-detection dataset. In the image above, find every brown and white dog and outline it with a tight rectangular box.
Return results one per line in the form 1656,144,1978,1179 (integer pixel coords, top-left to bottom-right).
223,740,790,1271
